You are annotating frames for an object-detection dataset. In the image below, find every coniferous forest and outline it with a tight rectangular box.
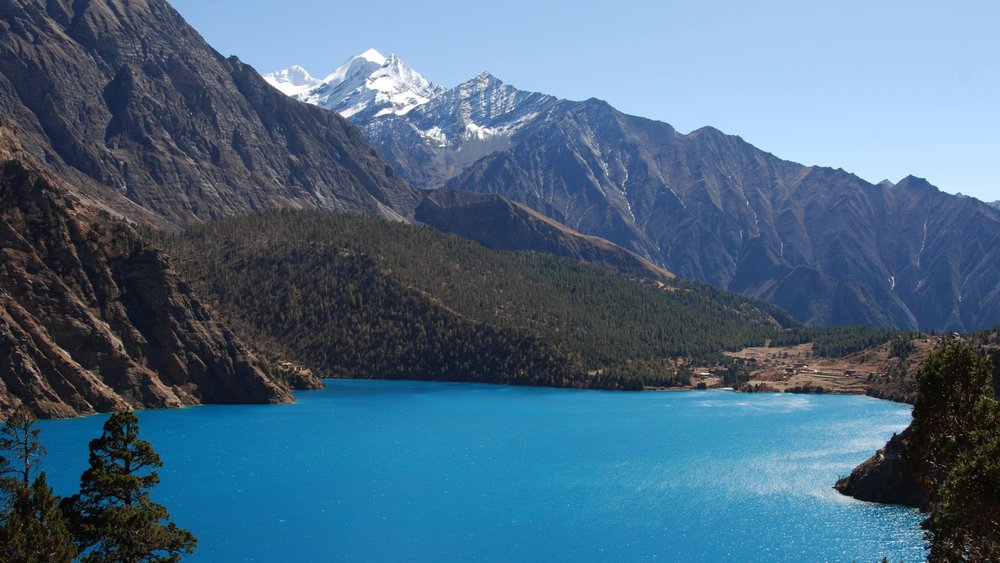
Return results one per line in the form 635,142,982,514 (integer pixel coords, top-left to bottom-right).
154,210,813,390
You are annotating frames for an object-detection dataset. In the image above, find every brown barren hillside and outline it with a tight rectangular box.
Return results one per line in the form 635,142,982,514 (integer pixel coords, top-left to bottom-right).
0,0,420,229
723,336,942,401
0,124,317,418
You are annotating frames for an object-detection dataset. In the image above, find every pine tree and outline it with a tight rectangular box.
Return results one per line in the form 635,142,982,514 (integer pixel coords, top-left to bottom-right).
1,405,45,522
903,340,1000,561
0,406,76,561
929,431,1000,562
0,405,46,489
0,472,77,562
906,340,994,496
63,411,196,562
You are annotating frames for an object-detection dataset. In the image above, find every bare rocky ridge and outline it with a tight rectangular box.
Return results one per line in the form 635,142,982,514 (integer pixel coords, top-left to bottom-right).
415,190,674,281
444,110,1000,332
0,0,420,229
0,126,310,418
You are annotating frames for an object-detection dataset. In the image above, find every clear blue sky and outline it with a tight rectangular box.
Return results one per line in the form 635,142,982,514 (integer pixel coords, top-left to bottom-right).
170,0,999,203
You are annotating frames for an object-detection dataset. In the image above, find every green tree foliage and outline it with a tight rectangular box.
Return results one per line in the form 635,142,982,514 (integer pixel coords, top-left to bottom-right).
63,411,196,562
929,431,1000,562
153,210,807,389
906,341,994,495
967,324,1000,346
0,472,77,562
903,341,1000,561
0,405,46,489
0,407,76,562
889,337,916,360
805,326,899,358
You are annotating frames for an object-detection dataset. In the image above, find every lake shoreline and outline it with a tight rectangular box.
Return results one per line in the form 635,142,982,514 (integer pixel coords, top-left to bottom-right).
38,379,926,561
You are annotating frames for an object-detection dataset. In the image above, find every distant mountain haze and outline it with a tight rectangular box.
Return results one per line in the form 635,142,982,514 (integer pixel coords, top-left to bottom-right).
268,51,1000,331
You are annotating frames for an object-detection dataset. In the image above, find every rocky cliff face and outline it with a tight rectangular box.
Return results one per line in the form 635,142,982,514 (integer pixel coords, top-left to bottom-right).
0,127,305,418
0,0,420,229
834,428,926,508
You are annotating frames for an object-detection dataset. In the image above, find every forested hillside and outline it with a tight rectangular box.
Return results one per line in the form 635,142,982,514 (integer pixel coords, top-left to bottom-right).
155,210,806,389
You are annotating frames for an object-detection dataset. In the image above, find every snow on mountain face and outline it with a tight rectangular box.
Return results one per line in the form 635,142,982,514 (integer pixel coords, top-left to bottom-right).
402,71,558,151
262,51,560,186
263,52,558,145
262,65,321,97
347,69,562,188
990,200,1000,210
266,49,445,120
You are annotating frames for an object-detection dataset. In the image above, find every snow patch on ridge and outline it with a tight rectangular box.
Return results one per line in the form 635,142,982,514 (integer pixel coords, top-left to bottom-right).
263,50,560,186
265,49,445,119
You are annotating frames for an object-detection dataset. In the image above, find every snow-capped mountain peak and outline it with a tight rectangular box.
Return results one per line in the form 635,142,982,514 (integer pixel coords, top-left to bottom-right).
263,65,321,97
265,49,444,119
262,51,557,187
319,49,385,89
356,48,387,65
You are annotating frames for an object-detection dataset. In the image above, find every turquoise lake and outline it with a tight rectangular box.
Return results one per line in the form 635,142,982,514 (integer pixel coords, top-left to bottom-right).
38,380,926,561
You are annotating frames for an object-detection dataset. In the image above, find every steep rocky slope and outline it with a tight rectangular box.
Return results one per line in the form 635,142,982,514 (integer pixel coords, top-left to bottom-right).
834,429,925,508
278,55,1000,331
442,100,1000,332
0,0,420,228
415,190,673,281
0,126,309,418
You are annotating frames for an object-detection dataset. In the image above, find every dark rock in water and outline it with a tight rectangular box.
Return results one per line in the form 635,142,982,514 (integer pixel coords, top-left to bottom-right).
835,427,926,508
0,125,312,418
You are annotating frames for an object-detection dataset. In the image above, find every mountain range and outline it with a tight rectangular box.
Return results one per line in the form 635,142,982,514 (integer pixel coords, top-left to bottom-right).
0,0,996,417
0,1,663,275
0,0,728,416
267,51,1000,331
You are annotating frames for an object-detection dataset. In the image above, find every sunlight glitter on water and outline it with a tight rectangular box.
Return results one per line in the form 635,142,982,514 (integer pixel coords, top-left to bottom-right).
38,382,925,562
